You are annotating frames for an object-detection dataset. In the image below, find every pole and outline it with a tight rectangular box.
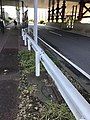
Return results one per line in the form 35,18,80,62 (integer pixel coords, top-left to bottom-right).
34,0,40,76
48,0,51,22
71,5,74,28
56,0,60,22
52,0,55,22
16,1,20,25
75,5,77,20
34,0,38,44
78,0,84,21
61,0,66,23
0,0,3,18
22,1,24,23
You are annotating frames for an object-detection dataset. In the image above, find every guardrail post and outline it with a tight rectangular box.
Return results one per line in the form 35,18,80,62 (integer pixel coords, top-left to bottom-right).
22,29,24,38
28,38,31,51
35,51,40,76
22,30,90,119
24,34,27,46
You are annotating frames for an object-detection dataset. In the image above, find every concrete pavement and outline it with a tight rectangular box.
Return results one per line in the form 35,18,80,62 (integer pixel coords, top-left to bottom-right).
0,26,20,120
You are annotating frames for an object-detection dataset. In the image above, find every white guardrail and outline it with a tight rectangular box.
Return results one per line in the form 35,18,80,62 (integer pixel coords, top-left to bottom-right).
22,29,90,120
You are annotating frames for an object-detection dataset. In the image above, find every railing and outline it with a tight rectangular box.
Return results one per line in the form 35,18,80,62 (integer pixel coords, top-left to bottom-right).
22,29,90,120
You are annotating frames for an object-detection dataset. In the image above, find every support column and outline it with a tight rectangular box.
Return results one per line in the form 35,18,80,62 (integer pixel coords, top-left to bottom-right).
61,0,66,23
56,0,60,22
48,0,51,22
16,1,20,25
0,0,3,18
34,0,38,44
71,5,74,28
75,5,77,20
24,9,28,28
34,0,40,77
52,0,55,22
21,1,24,23
78,0,85,21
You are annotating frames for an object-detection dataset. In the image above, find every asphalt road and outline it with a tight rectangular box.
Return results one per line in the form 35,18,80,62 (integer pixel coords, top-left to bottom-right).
37,25,90,75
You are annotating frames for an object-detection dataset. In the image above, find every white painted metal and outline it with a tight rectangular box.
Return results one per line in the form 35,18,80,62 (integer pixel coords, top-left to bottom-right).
22,1,24,24
28,27,90,80
41,52,90,120
22,29,90,120
22,29,24,37
28,38,31,51
34,0,38,44
16,2,20,25
80,119,86,120
34,0,40,76
27,34,42,52
35,51,40,76
24,34,27,46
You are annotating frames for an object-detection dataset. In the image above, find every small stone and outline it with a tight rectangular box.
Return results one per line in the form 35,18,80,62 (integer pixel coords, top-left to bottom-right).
4,69,8,72
19,104,23,109
34,106,38,110
33,117,37,120
29,104,32,107
19,95,22,99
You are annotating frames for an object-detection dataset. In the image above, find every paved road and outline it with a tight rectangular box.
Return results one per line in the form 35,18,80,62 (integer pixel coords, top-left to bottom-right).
37,25,90,75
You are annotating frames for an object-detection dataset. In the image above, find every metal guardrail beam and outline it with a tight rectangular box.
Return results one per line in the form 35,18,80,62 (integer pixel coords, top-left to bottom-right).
22,29,90,120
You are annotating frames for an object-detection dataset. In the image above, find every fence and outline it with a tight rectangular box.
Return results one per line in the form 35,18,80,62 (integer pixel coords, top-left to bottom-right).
22,29,90,120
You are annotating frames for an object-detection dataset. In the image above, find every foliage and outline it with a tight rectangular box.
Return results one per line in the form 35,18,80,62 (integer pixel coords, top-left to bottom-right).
18,73,75,120
18,50,45,74
18,50,75,120
29,19,34,23
45,50,60,66
8,17,13,20
4,19,9,24
18,50,35,74
39,20,45,24
40,101,75,120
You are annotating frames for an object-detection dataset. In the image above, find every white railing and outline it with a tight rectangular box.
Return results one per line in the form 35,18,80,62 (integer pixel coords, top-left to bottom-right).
22,29,90,120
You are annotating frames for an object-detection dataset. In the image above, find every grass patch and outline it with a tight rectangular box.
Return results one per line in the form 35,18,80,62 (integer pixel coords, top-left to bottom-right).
18,50,45,74
17,50,75,120
41,101,75,120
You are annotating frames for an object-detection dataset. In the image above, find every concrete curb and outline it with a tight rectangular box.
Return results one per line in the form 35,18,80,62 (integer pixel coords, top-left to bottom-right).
46,22,90,38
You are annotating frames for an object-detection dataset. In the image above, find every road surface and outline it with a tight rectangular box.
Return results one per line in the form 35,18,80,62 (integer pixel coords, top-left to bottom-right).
37,25,90,75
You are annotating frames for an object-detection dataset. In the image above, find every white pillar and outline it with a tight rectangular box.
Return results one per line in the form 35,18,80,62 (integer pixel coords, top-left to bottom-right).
34,0,38,44
24,34,27,46
34,0,40,76
22,1,24,24
16,1,20,25
28,38,31,51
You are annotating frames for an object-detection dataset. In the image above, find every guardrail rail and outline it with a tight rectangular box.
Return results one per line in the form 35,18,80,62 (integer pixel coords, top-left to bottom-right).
22,29,90,120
